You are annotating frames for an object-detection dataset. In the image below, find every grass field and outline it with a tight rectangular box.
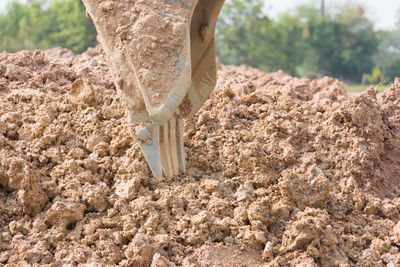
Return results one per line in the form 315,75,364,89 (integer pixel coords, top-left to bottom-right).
345,83,390,94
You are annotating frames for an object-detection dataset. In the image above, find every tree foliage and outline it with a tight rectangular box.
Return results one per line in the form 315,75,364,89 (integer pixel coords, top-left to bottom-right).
0,0,97,53
296,5,379,81
372,12,400,82
216,0,307,73
216,0,272,71
216,1,380,82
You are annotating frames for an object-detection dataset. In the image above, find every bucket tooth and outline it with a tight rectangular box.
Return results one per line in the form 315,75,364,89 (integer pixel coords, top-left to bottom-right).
160,122,174,178
138,118,186,179
169,118,180,176
177,118,186,173
137,124,163,179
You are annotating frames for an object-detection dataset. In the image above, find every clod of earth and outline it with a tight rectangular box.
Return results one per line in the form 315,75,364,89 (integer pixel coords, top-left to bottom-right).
0,48,399,266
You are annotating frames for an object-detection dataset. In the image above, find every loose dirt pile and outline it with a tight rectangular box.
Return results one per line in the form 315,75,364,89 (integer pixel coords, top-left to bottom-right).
0,48,399,266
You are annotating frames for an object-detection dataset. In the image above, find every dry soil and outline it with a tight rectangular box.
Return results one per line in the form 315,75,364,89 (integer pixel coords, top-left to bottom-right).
0,47,399,266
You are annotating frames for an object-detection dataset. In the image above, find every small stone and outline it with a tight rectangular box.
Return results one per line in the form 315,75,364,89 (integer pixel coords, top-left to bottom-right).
364,199,381,216
45,201,86,228
262,241,274,261
279,166,330,210
150,253,176,267
69,78,97,107
41,70,56,82
235,184,253,201
83,185,107,212
391,221,400,239
381,201,398,218
115,177,140,201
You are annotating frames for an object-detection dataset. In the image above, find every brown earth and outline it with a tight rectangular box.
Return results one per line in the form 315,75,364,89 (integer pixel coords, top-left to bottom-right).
0,47,400,266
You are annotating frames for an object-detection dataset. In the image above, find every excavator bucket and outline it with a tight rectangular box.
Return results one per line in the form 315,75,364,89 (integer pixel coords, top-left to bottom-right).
82,0,224,179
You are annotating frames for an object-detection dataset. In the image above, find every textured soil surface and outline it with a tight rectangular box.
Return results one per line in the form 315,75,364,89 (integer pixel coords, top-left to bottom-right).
0,48,400,266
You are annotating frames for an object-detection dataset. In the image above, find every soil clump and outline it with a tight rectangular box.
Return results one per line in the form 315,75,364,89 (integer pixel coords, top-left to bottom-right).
0,48,399,266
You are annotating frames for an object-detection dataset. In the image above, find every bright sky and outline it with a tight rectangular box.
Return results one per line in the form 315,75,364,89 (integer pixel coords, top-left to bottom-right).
0,0,398,30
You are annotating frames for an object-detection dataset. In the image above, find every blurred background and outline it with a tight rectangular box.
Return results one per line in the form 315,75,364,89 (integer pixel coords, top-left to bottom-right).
1,0,399,91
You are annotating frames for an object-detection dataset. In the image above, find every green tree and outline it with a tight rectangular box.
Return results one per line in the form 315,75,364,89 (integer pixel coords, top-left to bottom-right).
332,7,379,81
216,1,379,82
275,14,310,76
373,9,400,82
48,0,97,53
0,0,97,53
0,0,31,51
295,4,379,81
216,0,285,72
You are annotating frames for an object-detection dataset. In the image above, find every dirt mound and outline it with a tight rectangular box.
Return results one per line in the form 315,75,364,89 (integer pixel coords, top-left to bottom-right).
0,47,115,104
0,48,399,266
